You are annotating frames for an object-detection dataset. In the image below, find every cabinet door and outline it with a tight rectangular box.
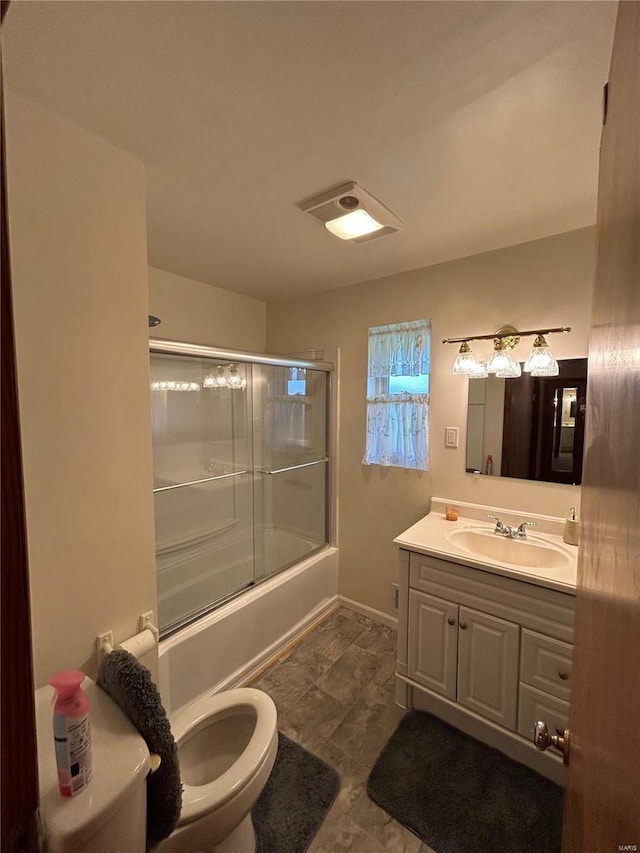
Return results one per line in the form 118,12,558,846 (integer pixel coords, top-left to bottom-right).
517,683,570,744
457,606,519,730
408,590,458,700
520,629,572,701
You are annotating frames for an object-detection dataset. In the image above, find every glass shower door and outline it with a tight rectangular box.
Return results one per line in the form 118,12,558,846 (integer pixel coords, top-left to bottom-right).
252,364,329,580
151,354,254,633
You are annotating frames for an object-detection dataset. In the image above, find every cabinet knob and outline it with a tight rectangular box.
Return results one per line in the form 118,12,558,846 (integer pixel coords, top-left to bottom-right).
558,670,569,681
447,617,456,626
460,622,468,630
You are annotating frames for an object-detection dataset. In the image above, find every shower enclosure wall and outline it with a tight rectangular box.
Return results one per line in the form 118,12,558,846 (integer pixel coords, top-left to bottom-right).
149,340,332,636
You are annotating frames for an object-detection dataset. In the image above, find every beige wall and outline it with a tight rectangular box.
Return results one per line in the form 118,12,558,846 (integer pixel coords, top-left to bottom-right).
6,94,158,686
267,227,595,618
149,267,266,352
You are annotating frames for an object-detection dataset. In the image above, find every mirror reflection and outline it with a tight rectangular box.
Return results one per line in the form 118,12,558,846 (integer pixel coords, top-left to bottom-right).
466,358,587,485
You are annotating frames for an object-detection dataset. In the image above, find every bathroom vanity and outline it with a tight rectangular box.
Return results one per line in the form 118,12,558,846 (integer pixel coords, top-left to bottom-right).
394,498,577,784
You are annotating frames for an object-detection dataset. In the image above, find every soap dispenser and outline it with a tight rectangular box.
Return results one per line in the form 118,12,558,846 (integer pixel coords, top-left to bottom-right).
563,506,580,546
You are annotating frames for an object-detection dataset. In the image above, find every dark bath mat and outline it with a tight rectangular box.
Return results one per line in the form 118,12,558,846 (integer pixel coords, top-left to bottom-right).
367,710,563,853
253,732,340,853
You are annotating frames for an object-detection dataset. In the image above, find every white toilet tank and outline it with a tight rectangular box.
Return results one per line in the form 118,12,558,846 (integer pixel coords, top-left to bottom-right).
35,677,150,853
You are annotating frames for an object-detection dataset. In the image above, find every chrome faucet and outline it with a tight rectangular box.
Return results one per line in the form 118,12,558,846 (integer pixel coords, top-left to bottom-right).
486,515,537,540
515,521,537,539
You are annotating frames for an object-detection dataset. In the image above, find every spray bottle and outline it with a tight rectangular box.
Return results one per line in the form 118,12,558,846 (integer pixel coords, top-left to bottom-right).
49,671,93,797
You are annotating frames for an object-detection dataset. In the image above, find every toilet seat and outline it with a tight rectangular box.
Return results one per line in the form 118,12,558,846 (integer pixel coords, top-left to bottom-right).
172,688,277,825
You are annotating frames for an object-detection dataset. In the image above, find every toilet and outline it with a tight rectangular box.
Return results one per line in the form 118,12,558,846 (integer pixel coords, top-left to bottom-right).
35,679,278,853
154,688,278,853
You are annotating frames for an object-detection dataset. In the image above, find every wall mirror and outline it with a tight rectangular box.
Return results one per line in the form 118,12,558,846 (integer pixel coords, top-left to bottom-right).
466,358,587,485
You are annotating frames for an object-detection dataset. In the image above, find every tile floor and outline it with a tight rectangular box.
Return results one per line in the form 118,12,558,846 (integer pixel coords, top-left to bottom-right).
250,606,437,853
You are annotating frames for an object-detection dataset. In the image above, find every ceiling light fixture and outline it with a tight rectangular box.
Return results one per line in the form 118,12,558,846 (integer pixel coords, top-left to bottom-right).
299,181,403,244
325,209,384,240
443,325,570,378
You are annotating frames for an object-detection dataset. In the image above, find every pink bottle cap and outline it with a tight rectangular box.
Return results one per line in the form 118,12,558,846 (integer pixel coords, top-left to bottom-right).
49,670,85,699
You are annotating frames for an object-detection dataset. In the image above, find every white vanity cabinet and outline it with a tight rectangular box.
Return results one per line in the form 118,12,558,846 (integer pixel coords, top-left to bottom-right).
397,546,576,782
408,590,519,728
517,629,572,741
407,590,459,699
456,606,520,729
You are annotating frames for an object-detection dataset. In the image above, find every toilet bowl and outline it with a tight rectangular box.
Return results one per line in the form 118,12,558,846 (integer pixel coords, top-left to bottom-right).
154,688,278,853
35,680,277,853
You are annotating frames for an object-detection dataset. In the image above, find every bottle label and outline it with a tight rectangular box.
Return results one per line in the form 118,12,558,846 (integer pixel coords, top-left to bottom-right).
53,712,92,796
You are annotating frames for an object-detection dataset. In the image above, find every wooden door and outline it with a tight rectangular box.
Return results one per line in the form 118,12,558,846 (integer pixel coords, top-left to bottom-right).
538,376,587,485
456,606,519,730
562,2,640,848
407,590,458,700
1,4,40,848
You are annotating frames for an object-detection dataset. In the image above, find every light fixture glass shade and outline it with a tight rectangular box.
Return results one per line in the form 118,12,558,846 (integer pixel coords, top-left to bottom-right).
531,362,559,377
469,361,489,379
524,335,558,375
452,342,479,375
486,346,512,374
325,209,384,240
151,380,200,391
214,366,228,387
228,365,241,387
496,361,522,378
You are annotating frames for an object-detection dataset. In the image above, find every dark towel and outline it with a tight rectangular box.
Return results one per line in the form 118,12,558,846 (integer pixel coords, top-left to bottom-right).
97,649,182,843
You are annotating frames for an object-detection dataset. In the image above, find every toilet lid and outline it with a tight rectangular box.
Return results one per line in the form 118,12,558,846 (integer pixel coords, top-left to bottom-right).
97,649,182,843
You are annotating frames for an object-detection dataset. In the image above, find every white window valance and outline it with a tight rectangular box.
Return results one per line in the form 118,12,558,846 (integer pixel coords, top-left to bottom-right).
362,320,431,470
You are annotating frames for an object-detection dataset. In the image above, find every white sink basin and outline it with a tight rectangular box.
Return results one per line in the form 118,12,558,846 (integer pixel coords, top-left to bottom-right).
444,528,571,570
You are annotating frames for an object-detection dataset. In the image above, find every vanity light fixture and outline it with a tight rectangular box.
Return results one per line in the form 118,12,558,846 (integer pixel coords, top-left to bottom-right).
496,360,522,378
523,335,559,376
299,181,404,244
452,342,480,375
443,325,570,378
150,380,199,392
202,364,247,390
486,339,514,374
227,365,243,388
469,360,489,379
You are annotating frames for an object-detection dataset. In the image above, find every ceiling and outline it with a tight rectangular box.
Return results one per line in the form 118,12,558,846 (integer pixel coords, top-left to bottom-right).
4,2,616,302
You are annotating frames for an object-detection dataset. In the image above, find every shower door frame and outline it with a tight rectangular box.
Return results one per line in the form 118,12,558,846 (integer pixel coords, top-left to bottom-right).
149,338,335,635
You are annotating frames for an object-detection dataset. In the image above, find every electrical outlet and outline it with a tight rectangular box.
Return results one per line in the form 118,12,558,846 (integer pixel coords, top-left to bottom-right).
391,583,399,611
445,426,459,448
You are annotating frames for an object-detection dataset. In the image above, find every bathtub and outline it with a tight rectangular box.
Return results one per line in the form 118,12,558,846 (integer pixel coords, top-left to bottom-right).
158,543,338,715
157,526,327,631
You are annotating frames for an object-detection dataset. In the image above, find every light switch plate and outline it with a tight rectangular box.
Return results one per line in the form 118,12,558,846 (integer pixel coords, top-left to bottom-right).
445,426,459,448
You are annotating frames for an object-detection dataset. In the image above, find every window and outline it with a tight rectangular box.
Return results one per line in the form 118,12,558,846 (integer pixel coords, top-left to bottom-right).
362,319,431,470
287,367,307,397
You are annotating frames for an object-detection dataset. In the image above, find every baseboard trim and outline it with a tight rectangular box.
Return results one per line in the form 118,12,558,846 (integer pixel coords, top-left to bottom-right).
338,595,398,630
235,594,397,689
236,596,340,687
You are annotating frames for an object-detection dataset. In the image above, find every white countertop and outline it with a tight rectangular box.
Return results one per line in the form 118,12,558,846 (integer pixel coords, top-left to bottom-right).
394,506,578,594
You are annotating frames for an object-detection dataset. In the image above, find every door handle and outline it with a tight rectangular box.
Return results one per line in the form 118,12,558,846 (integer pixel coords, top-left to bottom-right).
533,721,570,765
